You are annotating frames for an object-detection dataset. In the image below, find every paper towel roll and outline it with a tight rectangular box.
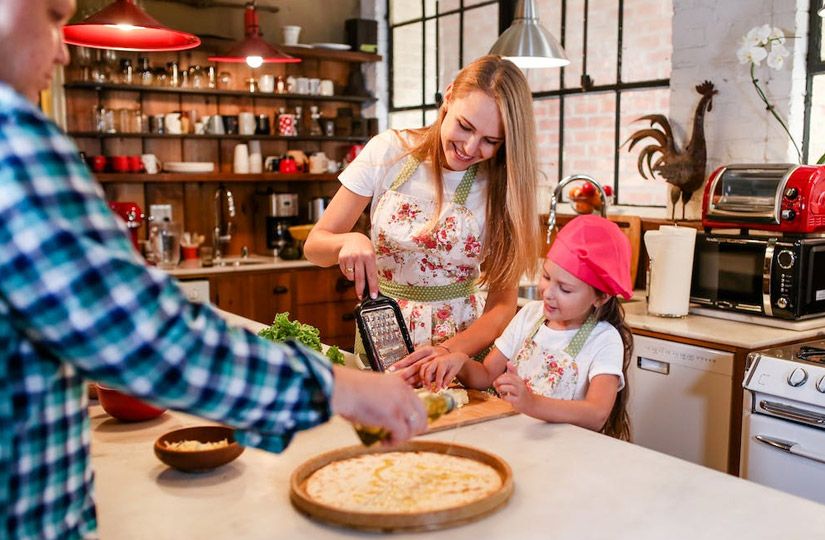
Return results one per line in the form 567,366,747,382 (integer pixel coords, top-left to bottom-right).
645,226,697,317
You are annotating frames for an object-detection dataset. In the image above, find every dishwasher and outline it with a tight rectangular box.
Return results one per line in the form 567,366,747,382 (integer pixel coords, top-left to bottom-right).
626,335,734,472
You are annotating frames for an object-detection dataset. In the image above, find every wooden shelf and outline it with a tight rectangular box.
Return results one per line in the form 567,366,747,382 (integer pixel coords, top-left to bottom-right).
69,131,368,143
277,45,382,63
63,81,376,104
94,172,339,183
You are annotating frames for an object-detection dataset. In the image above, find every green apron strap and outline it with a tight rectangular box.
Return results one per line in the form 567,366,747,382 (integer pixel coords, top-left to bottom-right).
389,156,420,191
563,312,599,358
452,163,478,206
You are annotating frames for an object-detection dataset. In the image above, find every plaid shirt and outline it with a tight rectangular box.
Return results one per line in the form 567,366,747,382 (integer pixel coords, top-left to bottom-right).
0,83,334,539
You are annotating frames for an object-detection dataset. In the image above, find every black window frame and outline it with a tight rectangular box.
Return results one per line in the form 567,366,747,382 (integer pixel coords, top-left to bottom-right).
386,0,672,206
803,0,824,164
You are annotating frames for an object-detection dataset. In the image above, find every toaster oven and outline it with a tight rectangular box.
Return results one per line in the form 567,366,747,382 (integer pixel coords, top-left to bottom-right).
701,164,825,233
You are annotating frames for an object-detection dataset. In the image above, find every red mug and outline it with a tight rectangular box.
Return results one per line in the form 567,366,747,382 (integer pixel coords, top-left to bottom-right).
279,156,297,174
88,155,107,173
128,155,144,173
110,155,129,173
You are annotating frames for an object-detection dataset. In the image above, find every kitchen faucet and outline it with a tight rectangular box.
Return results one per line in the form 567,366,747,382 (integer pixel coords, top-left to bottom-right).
546,174,607,243
213,184,236,259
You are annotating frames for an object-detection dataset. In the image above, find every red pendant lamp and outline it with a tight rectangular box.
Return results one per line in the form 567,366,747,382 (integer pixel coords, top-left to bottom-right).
208,1,300,67
63,0,200,52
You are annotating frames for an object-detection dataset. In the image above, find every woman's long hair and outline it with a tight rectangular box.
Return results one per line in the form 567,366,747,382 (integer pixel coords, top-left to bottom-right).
594,297,633,441
403,55,540,291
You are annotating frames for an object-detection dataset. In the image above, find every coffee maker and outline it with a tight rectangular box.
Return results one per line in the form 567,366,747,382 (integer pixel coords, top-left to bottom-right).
255,192,298,257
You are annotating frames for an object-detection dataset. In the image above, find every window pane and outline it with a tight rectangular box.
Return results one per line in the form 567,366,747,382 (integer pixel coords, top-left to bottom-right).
425,108,438,126
808,75,825,164
586,0,618,86
439,0,461,13
463,4,499,65
534,97,562,213
617,87,670,206
439,14,461,89
563,0,585,89
393,23,423,108
425,18,437,104
390,110,426,130
527,0,563,92
561,92,617,193
391,0,422,24
424,0,437,17
465,0,493,6
621,0,672,82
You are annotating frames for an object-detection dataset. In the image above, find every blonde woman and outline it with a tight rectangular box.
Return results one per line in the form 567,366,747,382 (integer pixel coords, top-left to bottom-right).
305,55,539,375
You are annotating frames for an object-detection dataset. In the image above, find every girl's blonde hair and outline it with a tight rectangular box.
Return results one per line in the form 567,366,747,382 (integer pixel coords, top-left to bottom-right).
594,297,633,441
404,55,540,291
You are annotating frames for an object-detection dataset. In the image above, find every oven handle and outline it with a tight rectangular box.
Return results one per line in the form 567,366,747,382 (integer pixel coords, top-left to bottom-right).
759,399,825,427
754,435,825,465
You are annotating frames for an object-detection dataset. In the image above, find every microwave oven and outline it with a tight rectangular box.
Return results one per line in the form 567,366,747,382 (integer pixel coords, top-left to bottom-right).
690,233,825,320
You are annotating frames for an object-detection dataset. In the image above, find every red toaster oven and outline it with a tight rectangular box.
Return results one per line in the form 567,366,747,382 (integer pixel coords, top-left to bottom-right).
702,164,825,234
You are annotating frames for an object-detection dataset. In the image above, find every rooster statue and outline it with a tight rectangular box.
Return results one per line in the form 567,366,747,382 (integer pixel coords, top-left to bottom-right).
624,81,718,220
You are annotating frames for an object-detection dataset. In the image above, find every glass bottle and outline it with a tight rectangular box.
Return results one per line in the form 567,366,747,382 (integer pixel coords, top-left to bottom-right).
166,61,179,88
309,105,323,136
354,391,456,446
119,58,133,85
294,106,303,136
138,57,153,86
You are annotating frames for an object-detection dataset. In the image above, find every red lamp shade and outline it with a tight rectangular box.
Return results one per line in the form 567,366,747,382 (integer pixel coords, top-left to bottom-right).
63,0,200,52
208,2,299,66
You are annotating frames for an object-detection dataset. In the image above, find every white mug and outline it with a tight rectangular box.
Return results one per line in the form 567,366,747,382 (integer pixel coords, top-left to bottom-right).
319,79,334,96
164,112,182,134
309,152,329,174
259,74,275,93
309,78,321,95
233,144,250,174
239,112,256,135
141,154,162,174
295,77,310,95
282,25,301,46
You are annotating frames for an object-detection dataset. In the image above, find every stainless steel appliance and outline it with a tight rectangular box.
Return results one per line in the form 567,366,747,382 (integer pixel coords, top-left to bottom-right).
627,335,733,472
741,340,825,504
255,192,297,257
702,163,825,234
690,232,825,320
308,197,330,223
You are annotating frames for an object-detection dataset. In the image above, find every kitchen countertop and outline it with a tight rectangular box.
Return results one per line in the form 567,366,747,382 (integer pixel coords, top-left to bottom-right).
168,256,315,278
90,310,825,539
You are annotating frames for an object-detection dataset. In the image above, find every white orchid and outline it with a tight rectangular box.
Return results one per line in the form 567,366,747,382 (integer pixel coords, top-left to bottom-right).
736,24,801,163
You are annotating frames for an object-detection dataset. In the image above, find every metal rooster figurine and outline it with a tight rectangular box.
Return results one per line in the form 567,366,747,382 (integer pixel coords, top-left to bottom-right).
624,81,718,220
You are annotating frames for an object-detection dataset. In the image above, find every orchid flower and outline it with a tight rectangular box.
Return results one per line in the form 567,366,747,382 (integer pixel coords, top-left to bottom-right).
736,25,802,163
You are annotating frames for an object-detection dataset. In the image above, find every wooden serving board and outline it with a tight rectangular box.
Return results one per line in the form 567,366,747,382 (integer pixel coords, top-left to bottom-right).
427,389,518,433
290,440,513,532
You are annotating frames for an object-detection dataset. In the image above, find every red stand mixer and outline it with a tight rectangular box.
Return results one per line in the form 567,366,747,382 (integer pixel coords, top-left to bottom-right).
108,201,144,251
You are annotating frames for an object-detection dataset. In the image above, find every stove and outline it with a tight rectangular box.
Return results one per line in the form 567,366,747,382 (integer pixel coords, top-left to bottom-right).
740,340,825,504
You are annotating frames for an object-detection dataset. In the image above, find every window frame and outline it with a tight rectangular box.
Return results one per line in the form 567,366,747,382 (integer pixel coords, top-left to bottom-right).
803,0,825,164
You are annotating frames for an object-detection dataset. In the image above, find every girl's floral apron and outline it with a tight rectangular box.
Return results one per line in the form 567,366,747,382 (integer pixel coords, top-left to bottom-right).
511,314,598,399
359,155,485,353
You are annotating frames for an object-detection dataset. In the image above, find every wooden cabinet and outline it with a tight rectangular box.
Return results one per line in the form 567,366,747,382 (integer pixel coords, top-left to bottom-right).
205,266,358,349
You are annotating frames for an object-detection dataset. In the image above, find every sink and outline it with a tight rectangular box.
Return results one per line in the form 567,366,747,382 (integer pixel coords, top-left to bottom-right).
213,257,270,267
518,285,540,300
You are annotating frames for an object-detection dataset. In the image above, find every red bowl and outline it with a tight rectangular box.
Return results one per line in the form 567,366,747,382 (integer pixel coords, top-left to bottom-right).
96,384,166,422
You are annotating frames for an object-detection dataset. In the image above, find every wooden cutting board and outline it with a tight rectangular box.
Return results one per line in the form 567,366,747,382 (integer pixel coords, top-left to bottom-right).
427,390,517,433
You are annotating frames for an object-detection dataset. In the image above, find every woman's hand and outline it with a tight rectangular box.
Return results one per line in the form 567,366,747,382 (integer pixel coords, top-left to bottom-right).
388,344,450,386
492,362,534,413
337,233,378,300
331,366,427,445
418,352,469,391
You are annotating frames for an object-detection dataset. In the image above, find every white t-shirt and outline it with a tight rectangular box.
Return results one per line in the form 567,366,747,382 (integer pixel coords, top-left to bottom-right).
494,300,626,399
338,130,488,240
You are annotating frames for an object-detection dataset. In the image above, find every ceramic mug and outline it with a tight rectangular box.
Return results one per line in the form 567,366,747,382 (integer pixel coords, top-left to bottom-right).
319,79,334,96
309,78,321,95
309,152,329,174
88,155,107,173
141,154,162,174
259,74,275,93
295,77,309,95
110,155,130,173
282,25,301,46
164,112,182,135
239,112,256,135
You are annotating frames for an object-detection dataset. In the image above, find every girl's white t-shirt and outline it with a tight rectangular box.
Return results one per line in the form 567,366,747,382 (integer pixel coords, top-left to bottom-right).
338,130,488,240
494,300,626,399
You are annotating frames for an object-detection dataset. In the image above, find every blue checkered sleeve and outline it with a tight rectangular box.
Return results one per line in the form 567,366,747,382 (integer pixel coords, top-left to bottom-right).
0,84,334,539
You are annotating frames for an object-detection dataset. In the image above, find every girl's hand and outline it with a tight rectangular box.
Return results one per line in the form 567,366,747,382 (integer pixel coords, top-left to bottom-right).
493,362,534,413
418,352,469,391
388,344,450,386
337,233,378,299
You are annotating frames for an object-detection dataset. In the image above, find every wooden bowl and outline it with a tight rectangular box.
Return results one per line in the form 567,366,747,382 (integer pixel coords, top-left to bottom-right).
288,224,314,242
290,440,513,532
154,426,244,473
96,384,166,422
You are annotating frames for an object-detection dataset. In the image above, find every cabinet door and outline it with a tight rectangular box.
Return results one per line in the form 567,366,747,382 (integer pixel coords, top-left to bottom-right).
295,300,357,348
210,271,293,324
293,267,357,305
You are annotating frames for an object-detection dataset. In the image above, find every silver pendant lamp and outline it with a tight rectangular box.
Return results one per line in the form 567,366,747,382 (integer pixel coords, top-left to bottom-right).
489,0,570,69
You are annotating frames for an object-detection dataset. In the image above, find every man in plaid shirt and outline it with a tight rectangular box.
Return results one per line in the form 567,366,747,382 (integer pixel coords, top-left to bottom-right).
0,1,427,538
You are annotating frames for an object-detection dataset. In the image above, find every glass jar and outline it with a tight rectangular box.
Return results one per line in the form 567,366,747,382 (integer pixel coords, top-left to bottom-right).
218,71,232,89
138,57,153,86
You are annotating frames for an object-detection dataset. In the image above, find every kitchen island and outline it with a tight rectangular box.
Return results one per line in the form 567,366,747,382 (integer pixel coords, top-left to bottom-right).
91,405,825,539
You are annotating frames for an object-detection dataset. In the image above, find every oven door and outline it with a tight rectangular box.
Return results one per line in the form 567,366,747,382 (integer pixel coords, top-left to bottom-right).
798,242,825,317
741,402,825,505
690,235,769,313
705,165,791,223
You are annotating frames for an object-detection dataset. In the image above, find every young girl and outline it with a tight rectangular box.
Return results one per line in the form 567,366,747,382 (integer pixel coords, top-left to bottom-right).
304,55,540,365
417,215,634,439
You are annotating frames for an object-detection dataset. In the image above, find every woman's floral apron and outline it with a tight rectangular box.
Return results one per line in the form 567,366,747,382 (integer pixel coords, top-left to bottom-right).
511,314,598,399
365,155,485,349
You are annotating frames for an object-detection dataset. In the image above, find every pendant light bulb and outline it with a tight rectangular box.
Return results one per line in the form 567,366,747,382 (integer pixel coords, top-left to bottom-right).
246,56,264,68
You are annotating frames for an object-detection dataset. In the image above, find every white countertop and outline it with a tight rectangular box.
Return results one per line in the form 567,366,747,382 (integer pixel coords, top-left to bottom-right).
91,409,825,540
168,256,314,278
